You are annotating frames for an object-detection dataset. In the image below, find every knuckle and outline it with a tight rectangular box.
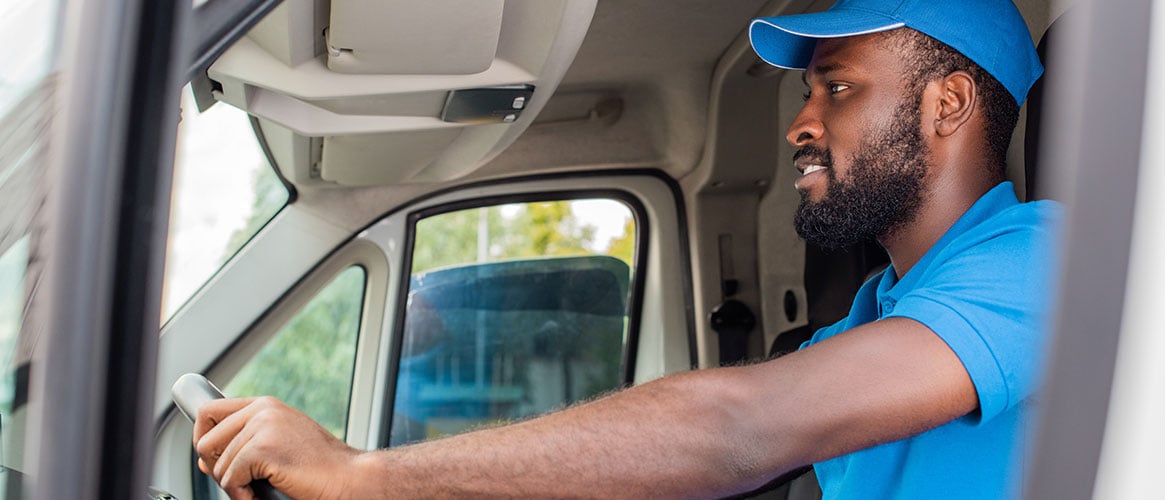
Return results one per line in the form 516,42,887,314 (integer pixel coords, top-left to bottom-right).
250,397,288,425
194,438,216,457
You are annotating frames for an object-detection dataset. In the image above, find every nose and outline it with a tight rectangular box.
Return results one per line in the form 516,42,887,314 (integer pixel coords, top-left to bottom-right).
786,99,824,147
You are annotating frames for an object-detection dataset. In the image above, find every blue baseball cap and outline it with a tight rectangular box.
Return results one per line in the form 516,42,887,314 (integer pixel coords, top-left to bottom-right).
749,0,1043,104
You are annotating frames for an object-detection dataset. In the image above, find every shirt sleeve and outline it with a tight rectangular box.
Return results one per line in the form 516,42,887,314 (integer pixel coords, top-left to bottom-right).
885,207,1061,424
800,320,847,351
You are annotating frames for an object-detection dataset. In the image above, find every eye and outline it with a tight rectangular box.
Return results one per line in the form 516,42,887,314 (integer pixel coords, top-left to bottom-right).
828,83,850,94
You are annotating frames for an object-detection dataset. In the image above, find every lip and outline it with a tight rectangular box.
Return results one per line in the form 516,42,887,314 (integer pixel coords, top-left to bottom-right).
793,160,830,191
800,164,828,175
794,158,831,175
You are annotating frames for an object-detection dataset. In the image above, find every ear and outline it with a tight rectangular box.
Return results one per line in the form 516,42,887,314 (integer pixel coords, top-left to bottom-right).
931,71,977,138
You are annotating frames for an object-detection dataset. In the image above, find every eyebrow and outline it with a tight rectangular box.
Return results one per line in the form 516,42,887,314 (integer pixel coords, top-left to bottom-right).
801,62,849,86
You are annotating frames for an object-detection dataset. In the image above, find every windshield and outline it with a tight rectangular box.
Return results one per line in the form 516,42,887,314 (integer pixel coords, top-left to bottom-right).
161,88,289,322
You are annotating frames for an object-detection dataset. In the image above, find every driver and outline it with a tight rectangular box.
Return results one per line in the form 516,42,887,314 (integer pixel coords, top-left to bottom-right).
193,0,1060,498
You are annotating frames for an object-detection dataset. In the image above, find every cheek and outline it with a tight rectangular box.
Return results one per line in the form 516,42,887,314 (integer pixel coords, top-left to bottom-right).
829,104,883,147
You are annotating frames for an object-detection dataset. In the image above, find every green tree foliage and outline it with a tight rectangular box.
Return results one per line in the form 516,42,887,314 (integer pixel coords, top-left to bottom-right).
605,217,636,266
225,267,365,437
505,201,597,259
411,206,506,274
412,201,605,274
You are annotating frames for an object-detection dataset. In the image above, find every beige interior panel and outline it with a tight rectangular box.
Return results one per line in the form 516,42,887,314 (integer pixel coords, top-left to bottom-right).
320,129,464,185
757,68,811,352
327,0,504,75
246,0,327,68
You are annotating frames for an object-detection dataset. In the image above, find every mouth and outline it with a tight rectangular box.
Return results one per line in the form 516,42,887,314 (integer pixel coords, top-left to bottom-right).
793,159,830,191
798,163,828,176
792,147,832,191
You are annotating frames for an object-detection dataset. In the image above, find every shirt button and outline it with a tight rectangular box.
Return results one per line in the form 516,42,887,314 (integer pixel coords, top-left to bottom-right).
881,299,896,313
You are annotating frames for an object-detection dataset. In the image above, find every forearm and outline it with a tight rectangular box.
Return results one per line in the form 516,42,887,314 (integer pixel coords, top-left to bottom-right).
198,317,978,499
348,369,794,498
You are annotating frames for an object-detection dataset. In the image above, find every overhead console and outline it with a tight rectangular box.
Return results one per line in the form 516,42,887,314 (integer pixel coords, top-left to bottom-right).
205,0,597,186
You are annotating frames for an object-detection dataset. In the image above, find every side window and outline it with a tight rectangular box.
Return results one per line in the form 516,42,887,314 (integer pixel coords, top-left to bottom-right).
390,198,638,446
225,266,366,438
1,0,62,488
0,238,30,473
0,239,28,416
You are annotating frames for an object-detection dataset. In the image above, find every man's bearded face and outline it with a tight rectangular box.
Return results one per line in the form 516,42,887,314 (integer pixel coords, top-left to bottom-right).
793,97,930,250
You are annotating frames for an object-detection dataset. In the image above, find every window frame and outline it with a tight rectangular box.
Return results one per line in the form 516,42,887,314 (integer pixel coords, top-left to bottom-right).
377,189,652,449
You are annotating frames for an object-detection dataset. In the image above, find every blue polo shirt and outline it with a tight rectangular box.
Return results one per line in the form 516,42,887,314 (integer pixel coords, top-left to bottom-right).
802,182,1062,499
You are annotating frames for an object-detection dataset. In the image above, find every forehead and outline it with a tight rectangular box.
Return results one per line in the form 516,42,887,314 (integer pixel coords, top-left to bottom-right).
802,33,908,84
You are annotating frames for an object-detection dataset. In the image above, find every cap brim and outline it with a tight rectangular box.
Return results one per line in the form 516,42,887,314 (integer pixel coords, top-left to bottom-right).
749,10,906,70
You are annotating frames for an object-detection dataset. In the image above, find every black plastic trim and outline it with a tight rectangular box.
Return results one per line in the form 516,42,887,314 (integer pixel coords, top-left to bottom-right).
99,0,187,493
249,115,299,204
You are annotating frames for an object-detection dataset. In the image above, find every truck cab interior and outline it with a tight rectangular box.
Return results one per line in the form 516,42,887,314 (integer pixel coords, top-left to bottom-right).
9,0,1164,498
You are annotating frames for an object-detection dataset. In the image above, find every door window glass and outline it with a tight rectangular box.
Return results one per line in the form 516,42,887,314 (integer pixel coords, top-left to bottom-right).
0,238,30,487
0,238,28,416
0,0,63,492
224,266,366,438
391,199,637,445
161,89,289,321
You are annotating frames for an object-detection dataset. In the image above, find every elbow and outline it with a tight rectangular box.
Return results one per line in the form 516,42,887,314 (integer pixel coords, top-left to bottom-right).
687,366,813,490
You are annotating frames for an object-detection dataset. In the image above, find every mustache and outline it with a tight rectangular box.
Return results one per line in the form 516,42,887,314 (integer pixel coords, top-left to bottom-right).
793,146,832,165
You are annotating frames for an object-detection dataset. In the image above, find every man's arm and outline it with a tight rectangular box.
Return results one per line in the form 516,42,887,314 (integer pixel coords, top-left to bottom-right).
194,317,976,499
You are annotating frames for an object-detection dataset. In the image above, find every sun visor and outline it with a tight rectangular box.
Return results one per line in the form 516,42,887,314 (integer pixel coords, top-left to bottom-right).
326,0,504,75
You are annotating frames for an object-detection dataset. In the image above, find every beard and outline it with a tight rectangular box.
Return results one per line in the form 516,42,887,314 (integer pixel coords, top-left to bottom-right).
793,98,930,250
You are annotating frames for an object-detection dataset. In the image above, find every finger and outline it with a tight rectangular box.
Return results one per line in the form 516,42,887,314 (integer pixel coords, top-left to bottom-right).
193,397,260,445
213,415,258,481
196,446,219,476
218,430,263,494
195,398,262,466
223,482,257,500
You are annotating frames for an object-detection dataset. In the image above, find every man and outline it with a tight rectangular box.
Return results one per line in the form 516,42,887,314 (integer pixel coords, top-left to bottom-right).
194,0,1060,498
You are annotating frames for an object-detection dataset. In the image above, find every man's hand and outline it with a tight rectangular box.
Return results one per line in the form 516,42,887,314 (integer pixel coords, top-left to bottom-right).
193,397,361,500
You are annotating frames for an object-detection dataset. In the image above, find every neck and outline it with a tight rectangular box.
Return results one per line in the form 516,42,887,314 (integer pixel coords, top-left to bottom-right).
878,169,1000,278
